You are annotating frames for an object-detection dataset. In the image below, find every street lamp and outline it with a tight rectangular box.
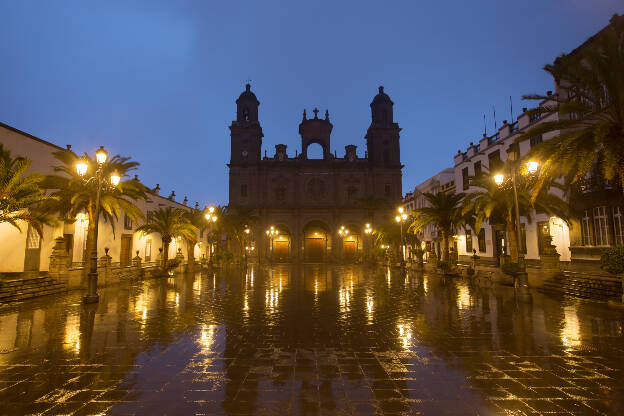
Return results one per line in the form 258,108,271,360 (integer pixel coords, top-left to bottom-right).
75,146,120,304
204,207,218,266
338,226,351,262
494,173,505,186
494,149,539,302
364,223,373,261
266,226,278,263
395,209,408,267
243,226,250,265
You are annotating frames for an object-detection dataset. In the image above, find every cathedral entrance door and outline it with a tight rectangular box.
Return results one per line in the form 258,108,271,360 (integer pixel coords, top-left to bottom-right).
343,240,356,262
274,240,289,262
305,238,325,262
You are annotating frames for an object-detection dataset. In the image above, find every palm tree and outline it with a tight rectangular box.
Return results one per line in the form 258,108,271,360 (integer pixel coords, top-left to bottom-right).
135,207,198,269
43,149,149,271
183,208,209,272
408,192,466,263
462,165,571,263
0,144,57,235
517,16,624,195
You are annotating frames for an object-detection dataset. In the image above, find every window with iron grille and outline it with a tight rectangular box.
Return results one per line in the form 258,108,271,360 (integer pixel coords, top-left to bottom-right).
478,229,486,252
385,184,391,197
581,210,592,246
240,184,248,197
529,135,543,147
146,211,154,223
124,214,133,230
488,150,502,171
473,161,482,177
613,206,623,246
462,167,469,190
465,232,472,253
593,206,610,246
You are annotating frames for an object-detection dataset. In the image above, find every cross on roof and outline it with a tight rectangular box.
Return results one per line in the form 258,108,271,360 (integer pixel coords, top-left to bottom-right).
313,108,319,119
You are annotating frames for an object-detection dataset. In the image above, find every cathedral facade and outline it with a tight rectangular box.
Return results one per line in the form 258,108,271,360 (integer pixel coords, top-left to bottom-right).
228,85,403,262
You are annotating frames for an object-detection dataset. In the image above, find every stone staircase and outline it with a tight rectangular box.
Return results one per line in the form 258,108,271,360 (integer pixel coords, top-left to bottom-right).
540,271,622,301
0,276,68,304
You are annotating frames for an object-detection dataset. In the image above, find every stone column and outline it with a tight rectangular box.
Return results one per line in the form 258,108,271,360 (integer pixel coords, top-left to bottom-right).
48,237,68,281
540,236,561,283
132,251,142,278
98,250,112,286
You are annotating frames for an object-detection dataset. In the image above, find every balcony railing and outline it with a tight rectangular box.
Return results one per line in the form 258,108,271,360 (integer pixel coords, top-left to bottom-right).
577,177,614,193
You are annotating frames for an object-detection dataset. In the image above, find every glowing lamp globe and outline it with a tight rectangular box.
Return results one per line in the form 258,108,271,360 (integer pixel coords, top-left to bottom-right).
110,171,121,186
95,146,108,164
76,160,88,176
526,161,539,174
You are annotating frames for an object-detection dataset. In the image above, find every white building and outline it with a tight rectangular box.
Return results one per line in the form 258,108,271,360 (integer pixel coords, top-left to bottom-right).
402,168,455,260
0,122,208,276
452,96,570,266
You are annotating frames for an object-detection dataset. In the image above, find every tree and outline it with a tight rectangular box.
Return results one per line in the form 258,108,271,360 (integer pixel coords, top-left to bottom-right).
0,144,57,235
408,192,466,262
462,164,571,263
219,206,258,260
373,215,403,261
517,15,624,195
135,207,198,269
43,149,149,271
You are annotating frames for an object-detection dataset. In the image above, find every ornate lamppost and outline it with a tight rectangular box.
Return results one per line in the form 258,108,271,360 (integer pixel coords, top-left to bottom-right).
243,226,250,265
266,226,278,263
76,146,121,304
205,206,218,266
493,149,538,302
338,225,350,262
395,208,408,267
364,223,373,262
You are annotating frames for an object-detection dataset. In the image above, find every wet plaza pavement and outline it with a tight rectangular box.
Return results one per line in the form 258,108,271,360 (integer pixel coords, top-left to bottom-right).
1,266,624,415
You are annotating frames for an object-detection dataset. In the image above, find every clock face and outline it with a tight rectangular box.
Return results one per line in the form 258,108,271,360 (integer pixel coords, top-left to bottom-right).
241,150,248,157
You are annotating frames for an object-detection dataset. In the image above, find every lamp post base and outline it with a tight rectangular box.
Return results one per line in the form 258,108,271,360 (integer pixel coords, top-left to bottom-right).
515,271,533,303
83,294,100,304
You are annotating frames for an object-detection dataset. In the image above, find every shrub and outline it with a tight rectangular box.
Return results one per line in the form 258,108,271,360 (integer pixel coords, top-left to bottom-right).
164,258,181,272
466,267,475,276
501,262,520,276
600,246,624,275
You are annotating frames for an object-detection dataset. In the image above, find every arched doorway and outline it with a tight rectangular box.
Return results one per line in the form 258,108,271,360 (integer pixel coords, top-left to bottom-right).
303,221,329,262
271,225,291,262
341,224,361,262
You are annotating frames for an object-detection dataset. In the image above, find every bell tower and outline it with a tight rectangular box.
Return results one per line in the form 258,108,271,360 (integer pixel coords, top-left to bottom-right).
230,84,263,165
365,86,401,166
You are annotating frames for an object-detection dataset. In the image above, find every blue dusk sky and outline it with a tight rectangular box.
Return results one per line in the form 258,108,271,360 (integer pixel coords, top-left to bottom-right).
0,0,621,206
